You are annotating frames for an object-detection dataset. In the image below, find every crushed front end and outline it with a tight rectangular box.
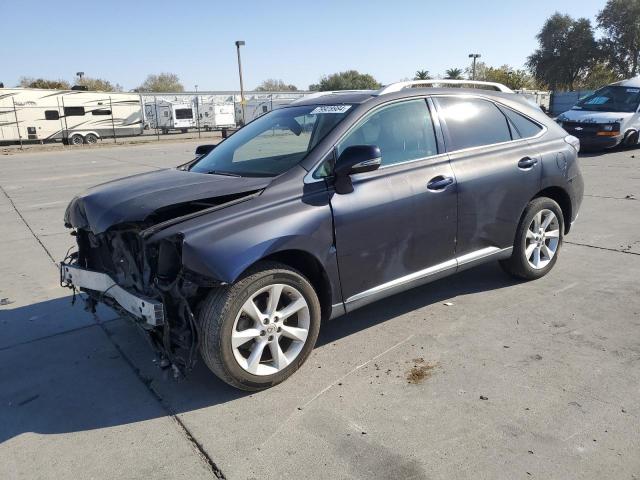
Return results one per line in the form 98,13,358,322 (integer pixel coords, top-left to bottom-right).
61,226,218,375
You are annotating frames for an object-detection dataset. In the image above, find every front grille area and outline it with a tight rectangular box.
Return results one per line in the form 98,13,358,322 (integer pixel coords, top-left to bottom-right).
76,228,149,293
562,121,620,138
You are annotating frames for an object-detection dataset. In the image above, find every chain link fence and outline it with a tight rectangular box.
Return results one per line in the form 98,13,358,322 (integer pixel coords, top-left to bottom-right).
0,90,312,149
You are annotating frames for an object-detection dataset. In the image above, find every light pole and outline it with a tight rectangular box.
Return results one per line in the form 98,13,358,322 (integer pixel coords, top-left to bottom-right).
468,54,481,81
76,71,84,83
235,40,246,125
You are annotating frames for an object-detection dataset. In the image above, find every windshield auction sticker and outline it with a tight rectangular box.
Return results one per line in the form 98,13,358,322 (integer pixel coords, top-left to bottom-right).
310,105,352,114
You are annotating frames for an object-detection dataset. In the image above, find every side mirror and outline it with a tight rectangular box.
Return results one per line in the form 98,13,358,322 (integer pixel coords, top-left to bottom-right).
334,145,381,194
195,144,216,156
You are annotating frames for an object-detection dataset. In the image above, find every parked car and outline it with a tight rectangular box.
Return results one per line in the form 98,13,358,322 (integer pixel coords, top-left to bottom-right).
61,80,584,390
557,77,640,149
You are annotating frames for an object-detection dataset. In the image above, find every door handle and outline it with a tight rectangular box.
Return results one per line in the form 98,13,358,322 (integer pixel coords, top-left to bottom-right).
518,157,538,170
427,175,454,191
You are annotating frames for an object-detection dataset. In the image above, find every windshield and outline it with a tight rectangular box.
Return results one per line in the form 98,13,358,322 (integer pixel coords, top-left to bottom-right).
574,86,640,113
190,105,353,177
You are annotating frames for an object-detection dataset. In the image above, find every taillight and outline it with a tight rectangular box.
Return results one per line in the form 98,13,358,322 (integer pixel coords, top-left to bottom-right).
564,135,580,153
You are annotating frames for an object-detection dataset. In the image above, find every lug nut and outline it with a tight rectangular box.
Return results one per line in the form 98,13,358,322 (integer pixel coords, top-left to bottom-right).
268,335,274,341
260,331,266,336
277,327,282,332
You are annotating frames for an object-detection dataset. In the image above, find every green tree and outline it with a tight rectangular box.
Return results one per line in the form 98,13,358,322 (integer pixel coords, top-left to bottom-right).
255,79,298,91
18,77,70,89
597,0,640,77
527,13,599,90
309,70,381,91
135,73,184,92
77,77,123,92
445,68,463,80
577,62,623,89
414,70,431,80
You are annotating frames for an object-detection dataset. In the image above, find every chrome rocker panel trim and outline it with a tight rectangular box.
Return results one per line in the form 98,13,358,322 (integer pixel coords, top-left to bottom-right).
344,246,512,312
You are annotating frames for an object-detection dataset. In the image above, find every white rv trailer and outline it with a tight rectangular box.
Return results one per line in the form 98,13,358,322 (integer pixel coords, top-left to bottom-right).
144,100,195,133
0,88,143,145
194,101,235,130
236,94,307,125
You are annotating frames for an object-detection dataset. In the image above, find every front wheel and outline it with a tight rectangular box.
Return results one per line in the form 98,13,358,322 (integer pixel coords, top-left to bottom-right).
199,261,321,391
500,197,564,280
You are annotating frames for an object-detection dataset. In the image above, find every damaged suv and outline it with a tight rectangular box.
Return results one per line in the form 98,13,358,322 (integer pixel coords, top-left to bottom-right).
61,81,584,390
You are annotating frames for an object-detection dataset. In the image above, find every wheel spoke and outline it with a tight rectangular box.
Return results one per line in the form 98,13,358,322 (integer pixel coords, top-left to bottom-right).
278,296,307,321
532,211,542,231
269,341,289,370
280,324,308,343
541,244,553,259
526,229,536,240
541,211,554,230
532,246,541,267
231,328,261,348
246,339,267,374
545,229,560,238
242,298,264,324
525,243,537,259
266,284,284,316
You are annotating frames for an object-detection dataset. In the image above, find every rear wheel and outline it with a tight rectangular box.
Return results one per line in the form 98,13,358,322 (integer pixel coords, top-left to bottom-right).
499,197,564,280
69,133,84,145
84,133,98,144
199,261,321,391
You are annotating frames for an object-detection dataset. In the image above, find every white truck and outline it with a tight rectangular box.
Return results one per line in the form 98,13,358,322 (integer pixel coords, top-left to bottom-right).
557,77,640,149
0,88,143,145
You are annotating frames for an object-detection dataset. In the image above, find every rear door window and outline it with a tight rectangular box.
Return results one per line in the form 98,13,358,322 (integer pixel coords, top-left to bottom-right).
435,97,511,151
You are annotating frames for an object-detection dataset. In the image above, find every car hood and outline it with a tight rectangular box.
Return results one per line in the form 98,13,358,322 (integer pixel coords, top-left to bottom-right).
65,168,271,234
558,109,632,124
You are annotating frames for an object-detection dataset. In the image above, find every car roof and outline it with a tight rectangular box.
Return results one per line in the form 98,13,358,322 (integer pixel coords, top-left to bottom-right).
612,77,640,88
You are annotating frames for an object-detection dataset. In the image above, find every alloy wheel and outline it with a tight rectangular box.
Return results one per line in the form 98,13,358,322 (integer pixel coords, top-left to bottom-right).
231,283,310,376
525,209,560,269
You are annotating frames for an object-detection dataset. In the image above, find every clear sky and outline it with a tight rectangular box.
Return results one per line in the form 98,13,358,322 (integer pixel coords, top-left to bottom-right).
1,0,607,91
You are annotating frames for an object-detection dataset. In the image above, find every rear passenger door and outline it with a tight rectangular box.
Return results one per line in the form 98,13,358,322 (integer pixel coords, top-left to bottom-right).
433,96,543,259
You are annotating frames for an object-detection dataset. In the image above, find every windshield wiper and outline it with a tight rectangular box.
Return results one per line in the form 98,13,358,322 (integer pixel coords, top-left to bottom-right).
206,170,241,177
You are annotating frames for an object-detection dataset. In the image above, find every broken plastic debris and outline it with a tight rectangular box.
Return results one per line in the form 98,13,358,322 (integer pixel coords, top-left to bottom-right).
443,302,454,306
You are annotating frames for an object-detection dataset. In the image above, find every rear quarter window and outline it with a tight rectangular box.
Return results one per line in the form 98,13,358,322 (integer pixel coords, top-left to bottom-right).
499,106,543,139
435,97,511,151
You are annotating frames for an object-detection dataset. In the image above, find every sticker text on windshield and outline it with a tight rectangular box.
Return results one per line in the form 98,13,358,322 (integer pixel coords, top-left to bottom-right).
310,105,352,114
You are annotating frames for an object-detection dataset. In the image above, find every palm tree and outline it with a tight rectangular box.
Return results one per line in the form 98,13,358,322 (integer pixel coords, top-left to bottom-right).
445,68,463,80
414,70,431,80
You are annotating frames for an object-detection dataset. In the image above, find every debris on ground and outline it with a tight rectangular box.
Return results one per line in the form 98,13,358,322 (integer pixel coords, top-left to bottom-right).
406,358,438,384
625,194,636,200
0,298,14,306
479,395,489,400
443,302,454,306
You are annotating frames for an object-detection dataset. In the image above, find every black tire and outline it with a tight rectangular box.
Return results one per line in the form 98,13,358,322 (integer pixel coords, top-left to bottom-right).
499,197,564,280
181,128,188,133
199,261,321,391
69,133,84,146
84,133,98,144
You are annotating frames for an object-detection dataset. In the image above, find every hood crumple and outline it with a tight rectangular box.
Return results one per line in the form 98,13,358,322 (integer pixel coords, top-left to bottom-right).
64,168,271,234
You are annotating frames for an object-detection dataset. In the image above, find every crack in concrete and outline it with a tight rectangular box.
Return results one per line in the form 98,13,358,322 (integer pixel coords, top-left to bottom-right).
0,184,57,265
565,240,640,256
583,194,637,201
96,322,227,479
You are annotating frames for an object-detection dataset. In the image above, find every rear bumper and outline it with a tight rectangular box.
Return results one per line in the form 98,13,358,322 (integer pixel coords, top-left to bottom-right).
60,262,164,326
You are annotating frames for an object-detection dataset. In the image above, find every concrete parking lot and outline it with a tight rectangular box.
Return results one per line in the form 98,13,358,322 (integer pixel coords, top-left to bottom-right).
1,140,638,480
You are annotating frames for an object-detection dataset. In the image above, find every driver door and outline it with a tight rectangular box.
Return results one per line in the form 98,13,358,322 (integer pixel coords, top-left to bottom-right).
329,98,458,310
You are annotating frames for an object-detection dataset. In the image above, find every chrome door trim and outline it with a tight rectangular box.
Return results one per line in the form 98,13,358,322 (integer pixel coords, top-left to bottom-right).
344,246,513,311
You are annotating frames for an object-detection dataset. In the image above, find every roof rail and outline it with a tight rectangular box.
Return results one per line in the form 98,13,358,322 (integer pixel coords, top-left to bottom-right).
377,80,514,95
290,90,373,104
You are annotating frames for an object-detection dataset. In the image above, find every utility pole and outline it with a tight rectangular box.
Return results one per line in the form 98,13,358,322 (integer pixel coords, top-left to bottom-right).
235,40,246,125
468,54,481,81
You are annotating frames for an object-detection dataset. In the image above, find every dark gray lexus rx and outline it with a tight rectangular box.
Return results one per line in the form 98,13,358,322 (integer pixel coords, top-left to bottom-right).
61,82,584,390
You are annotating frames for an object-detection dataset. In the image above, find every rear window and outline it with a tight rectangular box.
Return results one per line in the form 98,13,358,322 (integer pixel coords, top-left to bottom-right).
436,97,511,151
500,107,543,139
44,110,59,120
175,108,193,119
